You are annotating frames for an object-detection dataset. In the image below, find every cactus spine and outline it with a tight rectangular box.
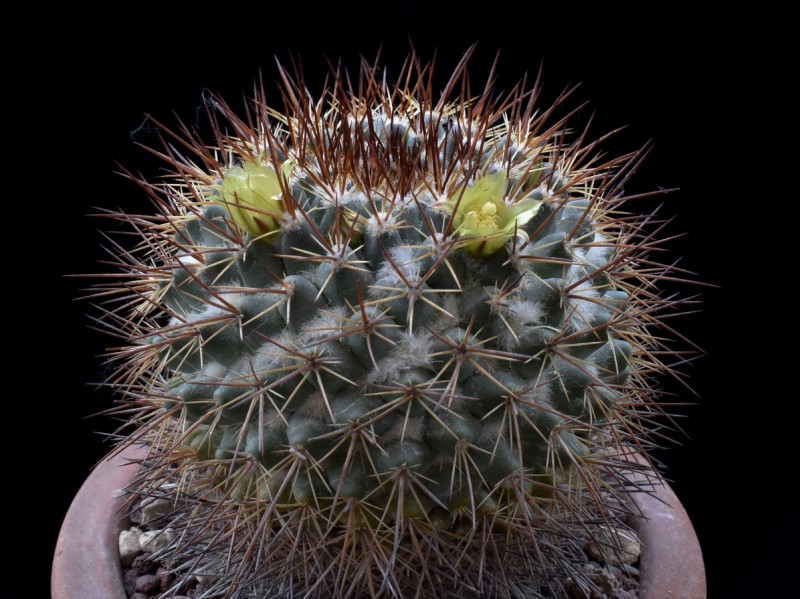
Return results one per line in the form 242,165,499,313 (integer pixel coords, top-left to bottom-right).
102,54,688,598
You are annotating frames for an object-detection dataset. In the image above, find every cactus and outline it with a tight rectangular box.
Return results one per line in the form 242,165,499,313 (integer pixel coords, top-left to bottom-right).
102,54,689,598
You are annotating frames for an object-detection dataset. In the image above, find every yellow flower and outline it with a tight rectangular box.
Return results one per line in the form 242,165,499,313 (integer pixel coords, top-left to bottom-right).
217,160,285,237
441,172,542,256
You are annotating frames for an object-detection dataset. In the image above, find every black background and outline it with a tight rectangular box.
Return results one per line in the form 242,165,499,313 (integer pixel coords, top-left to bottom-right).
37,4,770,597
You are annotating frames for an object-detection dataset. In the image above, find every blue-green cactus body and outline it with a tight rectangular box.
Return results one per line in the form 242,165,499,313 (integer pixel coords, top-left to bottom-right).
112,59,680,599
156,128,630,517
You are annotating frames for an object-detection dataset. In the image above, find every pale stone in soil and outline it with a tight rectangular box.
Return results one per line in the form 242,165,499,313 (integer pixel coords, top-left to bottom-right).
586,526,641,566
195,572,218,586
139,527,176,553
130,497,172,525
594,565,620,594
119,527,143,566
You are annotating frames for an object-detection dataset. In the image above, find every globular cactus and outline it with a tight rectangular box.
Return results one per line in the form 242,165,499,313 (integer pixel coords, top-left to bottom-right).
102,54,687,598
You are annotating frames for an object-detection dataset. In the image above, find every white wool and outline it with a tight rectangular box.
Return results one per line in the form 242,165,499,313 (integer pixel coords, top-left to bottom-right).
564,273,602,334
195,302,231,324
396,194,416,211
367,332,435,384
341,188,368,207
201,360,227,381
219,293,242,311
253,333,300,369
225,356,256,381
299,306,348,347
374,246,422,289
497,299,546,350
420,232,451,262
364,197,408,237
365,212,393,237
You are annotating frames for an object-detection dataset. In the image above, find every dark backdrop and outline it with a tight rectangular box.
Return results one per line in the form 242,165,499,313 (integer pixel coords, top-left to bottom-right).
39,5,769,597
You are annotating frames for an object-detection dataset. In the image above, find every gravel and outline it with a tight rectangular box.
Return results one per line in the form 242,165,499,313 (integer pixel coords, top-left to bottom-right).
121,502,641,598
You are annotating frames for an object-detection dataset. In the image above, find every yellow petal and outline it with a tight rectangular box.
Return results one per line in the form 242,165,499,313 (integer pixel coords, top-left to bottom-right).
506,195,542,230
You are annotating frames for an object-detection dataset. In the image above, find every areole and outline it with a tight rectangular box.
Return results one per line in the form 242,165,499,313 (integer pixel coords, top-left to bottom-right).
52,446,706,599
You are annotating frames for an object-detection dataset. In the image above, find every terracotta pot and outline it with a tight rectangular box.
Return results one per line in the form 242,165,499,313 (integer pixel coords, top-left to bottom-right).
52,447,145,599
633,477,707,599
52,447,706,599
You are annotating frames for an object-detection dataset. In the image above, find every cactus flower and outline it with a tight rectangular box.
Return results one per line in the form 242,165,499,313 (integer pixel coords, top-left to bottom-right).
441,172,542,256
217,160,285,237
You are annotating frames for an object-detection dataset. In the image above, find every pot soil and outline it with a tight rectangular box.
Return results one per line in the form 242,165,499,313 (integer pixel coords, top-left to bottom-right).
52,447,706,599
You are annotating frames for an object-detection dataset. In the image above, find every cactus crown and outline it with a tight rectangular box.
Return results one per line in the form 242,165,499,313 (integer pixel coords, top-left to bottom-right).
99,52,690,598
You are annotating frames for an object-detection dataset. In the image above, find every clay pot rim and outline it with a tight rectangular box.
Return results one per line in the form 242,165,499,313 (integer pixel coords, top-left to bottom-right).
52,446,705,599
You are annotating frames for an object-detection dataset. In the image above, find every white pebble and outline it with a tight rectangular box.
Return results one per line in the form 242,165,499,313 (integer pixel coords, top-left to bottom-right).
141,497,172,524
195,572,218,586
139,527,176,553
130,497,172,525
118,527,143,566
586,526,641,566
